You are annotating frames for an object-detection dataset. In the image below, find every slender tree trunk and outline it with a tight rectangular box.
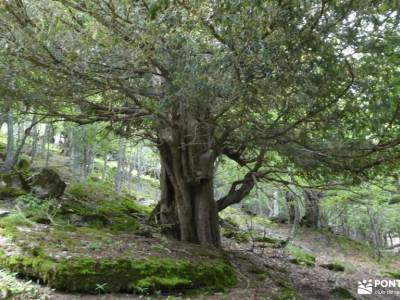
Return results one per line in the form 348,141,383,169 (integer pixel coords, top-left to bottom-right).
16,119,24,148
136,143,143,190
43,124,53,167
4,106,14,170
71,128,81,180
30,123,39,164
115,138,127,193
101,152,108,180
285,191,296,224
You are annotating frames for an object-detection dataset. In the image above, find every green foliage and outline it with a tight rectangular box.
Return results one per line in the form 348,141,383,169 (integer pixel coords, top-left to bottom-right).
16,194,59,224
0,0,399,189
321,179,400,247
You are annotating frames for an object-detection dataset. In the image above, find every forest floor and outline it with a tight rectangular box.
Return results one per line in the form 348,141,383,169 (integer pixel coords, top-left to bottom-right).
0,151,399,299
1,206,399,300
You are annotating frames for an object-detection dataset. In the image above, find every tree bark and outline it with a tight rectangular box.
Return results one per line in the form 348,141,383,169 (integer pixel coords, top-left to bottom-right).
3,106,14,170
285,191,296,224
301,189,323,229
115,138,127,193
30,123,39,164
157,114,220,247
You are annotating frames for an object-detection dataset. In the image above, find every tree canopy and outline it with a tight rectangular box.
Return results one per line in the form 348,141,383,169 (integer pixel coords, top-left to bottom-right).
0,0,399,246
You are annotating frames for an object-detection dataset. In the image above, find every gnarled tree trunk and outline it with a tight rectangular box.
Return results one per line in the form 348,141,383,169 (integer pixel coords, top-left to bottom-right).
157,114,220,247
301,189,323,229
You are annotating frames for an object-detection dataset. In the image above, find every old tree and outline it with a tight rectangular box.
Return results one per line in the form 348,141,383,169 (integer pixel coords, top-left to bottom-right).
0,0,399,247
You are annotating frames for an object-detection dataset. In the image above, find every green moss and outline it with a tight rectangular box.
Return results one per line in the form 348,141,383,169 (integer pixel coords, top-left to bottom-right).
274,287,297,300
132,276,192,294
222,229,250,243
16,156,31,177
320,262,345,272
331,287,356,299
63,180,151,232
287,244,315,267
255,236,281,244
0,214,31,237
0,187,27,198
247,265,269,281
221,217,239,229
273,276,297,300
0,251,236,294
382,271,400,279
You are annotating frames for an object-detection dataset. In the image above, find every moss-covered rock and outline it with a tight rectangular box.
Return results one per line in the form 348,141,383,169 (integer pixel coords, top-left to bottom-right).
255,236,281,244
222,228,250,243
16,156,31,178
320,262,345,272
62,180,151,232
0,250,235,294
28,168,66,199
0,172,29,191
287,244,315,267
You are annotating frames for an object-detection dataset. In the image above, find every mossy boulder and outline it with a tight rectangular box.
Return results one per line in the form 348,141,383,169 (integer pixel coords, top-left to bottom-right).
27,168,66,199
0,159,32,199
320,262,345,272
287,244,316,267
0,251,235,294
63,180,150,232
0,172,28,190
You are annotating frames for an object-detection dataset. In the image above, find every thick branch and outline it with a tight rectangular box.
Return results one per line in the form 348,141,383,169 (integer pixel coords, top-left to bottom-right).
217,149,266,211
